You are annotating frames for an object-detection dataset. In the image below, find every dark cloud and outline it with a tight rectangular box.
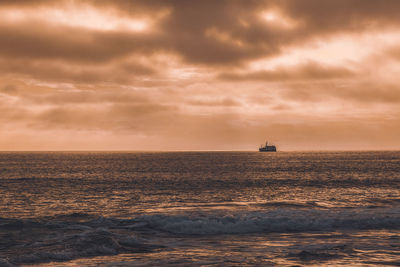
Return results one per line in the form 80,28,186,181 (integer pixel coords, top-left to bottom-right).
277,81,400,104
282,0,400,32
186,97,240,107
0,22,158,64
218,62,355,82
35,91,151,106
2,0,400,67
101,0,400,65
0,58,156,84
0,0,56,8
332,83,400,103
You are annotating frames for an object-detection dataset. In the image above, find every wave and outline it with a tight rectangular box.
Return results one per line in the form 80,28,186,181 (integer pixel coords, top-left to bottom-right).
139,207,400,235
1,207,399,265
0,216,161,265
254,200,325,208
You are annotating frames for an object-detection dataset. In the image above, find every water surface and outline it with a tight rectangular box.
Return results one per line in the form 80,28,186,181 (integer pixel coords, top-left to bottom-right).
0,151,399,266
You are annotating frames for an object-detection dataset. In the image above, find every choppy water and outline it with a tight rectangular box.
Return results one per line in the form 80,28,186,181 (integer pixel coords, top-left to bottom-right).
0,151,399,266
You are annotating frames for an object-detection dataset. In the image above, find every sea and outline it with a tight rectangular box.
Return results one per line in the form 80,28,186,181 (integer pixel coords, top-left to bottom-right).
0,151,399,266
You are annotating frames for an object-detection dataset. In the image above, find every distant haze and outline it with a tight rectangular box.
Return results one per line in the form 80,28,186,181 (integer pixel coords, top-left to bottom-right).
1,0,400,151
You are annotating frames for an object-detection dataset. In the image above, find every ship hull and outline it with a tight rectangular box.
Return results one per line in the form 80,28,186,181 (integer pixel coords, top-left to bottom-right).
259,147,277,152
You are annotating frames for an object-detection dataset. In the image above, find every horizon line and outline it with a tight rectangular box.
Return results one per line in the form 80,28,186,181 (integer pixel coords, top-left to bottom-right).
0,149,400,152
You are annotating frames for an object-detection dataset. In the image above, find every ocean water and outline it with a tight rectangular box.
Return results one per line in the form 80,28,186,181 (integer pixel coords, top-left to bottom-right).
0,151,399,266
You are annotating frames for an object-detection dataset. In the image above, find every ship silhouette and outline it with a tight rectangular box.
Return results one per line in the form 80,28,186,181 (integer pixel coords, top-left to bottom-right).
259,141,277,152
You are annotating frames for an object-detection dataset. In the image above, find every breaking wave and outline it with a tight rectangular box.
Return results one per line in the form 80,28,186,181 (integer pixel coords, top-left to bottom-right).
139,207,400,235
1,206,399,265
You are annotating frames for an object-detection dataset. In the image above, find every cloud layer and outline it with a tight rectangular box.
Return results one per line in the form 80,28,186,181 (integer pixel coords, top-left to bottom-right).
1,0,400,150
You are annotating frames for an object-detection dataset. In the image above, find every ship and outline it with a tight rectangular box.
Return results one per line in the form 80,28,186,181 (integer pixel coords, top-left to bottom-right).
259,141,277,152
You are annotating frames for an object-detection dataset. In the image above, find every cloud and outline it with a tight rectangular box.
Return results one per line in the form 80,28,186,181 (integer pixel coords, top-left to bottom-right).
185,97,241,107
0,0,379,67
102,0,400,65
0,22,160,63
0,84,18,94
282,0,400,32
276,81,400,104
2,0,400,69
218,62,355,81
1,0,400,150
0,58,156,84
385,45,400,61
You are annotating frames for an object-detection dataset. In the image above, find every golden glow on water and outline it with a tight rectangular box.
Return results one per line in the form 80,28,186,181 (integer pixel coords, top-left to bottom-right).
0,152,399,265
35,230,400,266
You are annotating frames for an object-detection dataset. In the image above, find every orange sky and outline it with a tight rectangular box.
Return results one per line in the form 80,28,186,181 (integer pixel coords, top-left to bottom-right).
1,0,400,151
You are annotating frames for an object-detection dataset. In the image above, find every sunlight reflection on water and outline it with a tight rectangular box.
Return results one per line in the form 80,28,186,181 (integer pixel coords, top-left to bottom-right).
0,151,399,265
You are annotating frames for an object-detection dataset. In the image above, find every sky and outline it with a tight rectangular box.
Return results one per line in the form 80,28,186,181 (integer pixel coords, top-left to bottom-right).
1,0,400,151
